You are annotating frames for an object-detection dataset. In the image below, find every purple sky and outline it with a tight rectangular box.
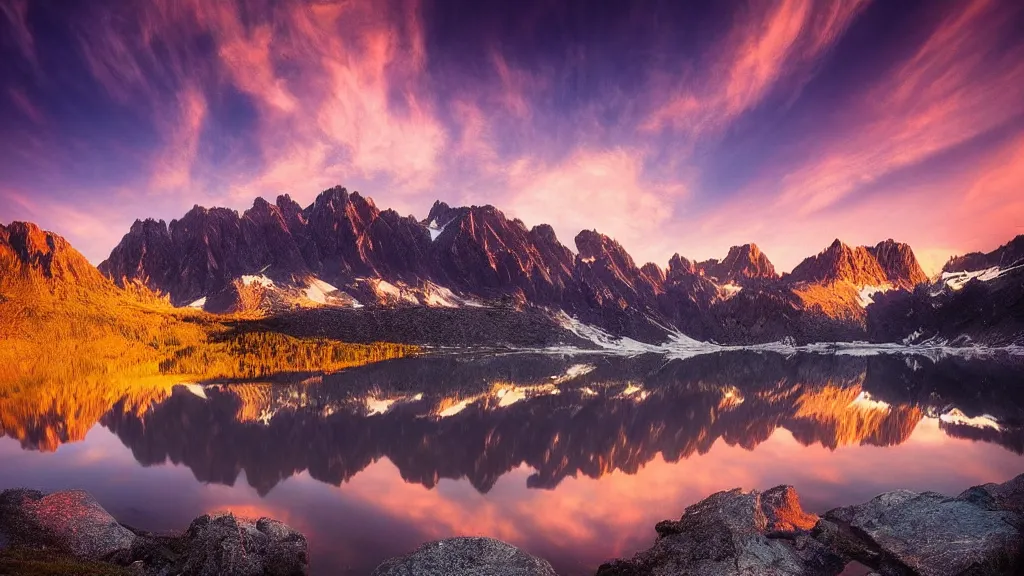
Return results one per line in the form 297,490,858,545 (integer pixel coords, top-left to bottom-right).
1,0,1023,274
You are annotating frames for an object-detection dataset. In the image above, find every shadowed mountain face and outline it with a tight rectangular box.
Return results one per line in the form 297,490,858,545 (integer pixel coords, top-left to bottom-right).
696,243,778,285
97,187,954,345
943,235,1024,273
40,352,1013,496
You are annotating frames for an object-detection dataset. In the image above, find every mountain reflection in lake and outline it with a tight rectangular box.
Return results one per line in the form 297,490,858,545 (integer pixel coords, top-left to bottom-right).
2,351,1024,575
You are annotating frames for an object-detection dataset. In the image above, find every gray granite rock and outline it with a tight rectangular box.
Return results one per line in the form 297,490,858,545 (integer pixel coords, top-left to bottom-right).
371,537,556,576
958,472,1024,525
178,513,309,576
596,485,844,576
0,488,136,560
822,489,1022,576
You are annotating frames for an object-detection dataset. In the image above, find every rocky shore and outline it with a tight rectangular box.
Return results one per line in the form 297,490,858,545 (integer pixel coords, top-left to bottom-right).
2,474,1022,575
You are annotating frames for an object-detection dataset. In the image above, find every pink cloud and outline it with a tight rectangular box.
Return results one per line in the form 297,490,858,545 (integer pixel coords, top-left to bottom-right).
496,148,685,264
150,87,207,192
644,0,867,138
0,0,35,64
0,188,127,263
774,0,1024,215
7,88,44,125
217,22,298,114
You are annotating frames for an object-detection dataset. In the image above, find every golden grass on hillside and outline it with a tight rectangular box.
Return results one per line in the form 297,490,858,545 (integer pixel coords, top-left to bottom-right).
0,273,417,386
0,271,417,449
159,331,417,380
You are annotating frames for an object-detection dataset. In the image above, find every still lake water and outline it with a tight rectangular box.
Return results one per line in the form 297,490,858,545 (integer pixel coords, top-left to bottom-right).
2,351,1023,574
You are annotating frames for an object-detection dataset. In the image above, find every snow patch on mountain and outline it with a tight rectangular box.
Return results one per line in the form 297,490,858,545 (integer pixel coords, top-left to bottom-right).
848,391,890,412
550,312,1024,361
178,383,208,400
941,263,1024,291
551,363,596,384
241,274,275,288
940,408,1002,431
427,219,448,241
496,387,527,408
365,396,396,416
421,282,463,307
720,283,743,296
857,284,890,307
188,297,206,308
304,278,340,304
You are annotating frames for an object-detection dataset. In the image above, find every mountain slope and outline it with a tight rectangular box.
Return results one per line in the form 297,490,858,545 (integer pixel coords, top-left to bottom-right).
943,235,1024,273
696,243,778,285
99,186,944,345
1,221,109,295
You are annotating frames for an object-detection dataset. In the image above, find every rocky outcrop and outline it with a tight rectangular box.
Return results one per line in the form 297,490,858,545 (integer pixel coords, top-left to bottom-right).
604,474,1024,576
174,513,309,576
0,488,308,575
960,473,1024,520
3,476,1024,576
0,489,136,560
364,475,1024,575
816,488,1022,575
596,485,842,575
371,537,556,576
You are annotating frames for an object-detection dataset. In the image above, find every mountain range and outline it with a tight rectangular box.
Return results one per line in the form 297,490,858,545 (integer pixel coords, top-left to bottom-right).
4,185,1023,346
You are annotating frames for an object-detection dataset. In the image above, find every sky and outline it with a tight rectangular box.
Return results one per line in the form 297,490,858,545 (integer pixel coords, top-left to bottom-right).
1,0,1022,275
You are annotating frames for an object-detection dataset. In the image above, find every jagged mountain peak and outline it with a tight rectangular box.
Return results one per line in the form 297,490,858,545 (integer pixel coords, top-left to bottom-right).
667,253,697,279
96,185,988,345
1,221,106,288
697,243,778,285
640,262,666,285
788,238,926,289
425,200,454,226
867,239,927,289
789,239,887,286
943,235,1024,273
529,223,559,244
574,230,635,266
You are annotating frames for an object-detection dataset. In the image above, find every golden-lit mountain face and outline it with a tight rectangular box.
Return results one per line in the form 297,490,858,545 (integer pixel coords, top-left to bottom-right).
0,221,108,293
0,221,418,451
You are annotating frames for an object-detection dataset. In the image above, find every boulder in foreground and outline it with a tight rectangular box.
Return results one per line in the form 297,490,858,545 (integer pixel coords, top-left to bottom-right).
0,488,309,576
371,536,557,576
818,480,1024,576
0,489,136,561
595,485,843,575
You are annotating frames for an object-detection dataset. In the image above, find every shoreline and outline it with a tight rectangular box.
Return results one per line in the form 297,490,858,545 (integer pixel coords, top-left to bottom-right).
2,474,1022,575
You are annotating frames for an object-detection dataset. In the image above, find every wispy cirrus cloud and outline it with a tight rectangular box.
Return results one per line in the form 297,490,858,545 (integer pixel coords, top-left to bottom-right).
1,0,1023,271
774,0,1024,216
0,0,34,65
643,0,868,139
495,149,684,264
150,87,207,192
